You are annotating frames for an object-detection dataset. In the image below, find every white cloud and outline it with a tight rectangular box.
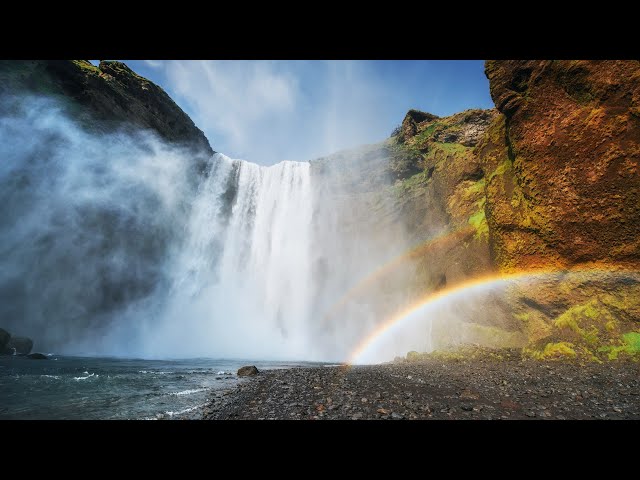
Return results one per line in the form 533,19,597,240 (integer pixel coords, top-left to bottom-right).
162,61,298,161
144,60,163,68
147,60,392,165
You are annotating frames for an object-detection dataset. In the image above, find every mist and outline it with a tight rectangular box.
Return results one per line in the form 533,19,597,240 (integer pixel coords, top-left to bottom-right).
0,95,422,361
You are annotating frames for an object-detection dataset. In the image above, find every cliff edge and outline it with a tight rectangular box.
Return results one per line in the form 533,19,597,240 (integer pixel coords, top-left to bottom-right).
0,60,213,156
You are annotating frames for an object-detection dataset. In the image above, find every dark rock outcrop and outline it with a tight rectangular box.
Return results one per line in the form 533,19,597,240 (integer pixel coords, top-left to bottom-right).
0,60,216,352
237,365,259,376
399,109,440,142
379,106,516,348
7,336,33,355
0,60,213,158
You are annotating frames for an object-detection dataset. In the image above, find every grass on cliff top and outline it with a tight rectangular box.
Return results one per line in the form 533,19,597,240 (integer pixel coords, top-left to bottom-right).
72,60,100,75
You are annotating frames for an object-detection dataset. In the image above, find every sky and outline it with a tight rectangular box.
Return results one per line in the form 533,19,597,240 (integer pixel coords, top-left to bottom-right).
92,60,494,166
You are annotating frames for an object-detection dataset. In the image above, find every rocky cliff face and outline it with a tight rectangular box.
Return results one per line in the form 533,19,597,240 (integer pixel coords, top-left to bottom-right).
482,60,640,271
0,60,213,158
386,107,527,348
390,60,640,359
477,60,640,359
392,107,498,288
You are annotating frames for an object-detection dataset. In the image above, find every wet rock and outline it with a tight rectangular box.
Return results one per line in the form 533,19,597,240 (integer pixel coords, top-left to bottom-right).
26,353,48,359
237,365,259,377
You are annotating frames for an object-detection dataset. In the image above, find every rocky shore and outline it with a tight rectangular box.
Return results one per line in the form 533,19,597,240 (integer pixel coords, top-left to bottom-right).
202,353,640,420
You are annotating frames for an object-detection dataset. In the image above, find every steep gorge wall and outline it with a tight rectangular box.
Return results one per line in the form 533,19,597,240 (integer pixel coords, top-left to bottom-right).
480,60,640,359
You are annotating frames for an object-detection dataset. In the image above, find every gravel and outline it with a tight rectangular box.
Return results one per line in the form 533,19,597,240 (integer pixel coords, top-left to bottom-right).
201,355,640,420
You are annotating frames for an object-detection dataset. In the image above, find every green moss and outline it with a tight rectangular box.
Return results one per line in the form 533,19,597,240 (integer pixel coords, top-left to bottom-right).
528,341,577,360
487,157,511,183
393,169,431,195
433,141,471,155
516,311,552,343
406,351,422,361
468,200,488,241
415,121,443,141
72,60,100,74
466,178,486,196
553,299,617,346
623,332,640,350
600,332,640,360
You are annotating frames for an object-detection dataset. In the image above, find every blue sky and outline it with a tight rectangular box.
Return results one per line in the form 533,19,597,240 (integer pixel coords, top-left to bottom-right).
93,60,494,165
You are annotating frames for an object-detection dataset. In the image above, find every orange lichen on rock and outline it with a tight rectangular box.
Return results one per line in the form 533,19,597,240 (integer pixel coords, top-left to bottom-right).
484,60,640,272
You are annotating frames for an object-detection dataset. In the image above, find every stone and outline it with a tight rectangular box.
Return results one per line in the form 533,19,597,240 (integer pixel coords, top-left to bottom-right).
237,365,259,377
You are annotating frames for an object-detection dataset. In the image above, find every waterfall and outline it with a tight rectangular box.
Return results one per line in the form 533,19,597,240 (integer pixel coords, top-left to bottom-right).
0,97,416,362
151,154,316,360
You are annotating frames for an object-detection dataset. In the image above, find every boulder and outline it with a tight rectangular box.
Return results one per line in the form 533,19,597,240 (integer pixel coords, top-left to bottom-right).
237,365,259,377
7,336,33,355
26,353,48,360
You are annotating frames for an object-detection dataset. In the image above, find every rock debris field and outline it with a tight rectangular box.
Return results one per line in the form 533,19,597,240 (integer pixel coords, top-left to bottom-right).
200,355,640,420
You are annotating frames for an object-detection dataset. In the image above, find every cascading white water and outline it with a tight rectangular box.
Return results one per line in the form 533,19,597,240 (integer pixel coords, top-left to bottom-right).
1,97,416,361
148,154,318,360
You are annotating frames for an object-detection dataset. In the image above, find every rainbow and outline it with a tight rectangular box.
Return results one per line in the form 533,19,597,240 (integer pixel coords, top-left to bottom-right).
348,266,640,365
321,226,476,322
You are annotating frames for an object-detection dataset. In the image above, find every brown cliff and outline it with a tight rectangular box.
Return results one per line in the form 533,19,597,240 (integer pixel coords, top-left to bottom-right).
478,60,640,359
482,60,640,271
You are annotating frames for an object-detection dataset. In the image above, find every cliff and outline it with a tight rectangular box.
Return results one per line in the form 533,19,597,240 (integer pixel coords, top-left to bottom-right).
392,60,640,359
0,60,213,157
480,60,640,359
482,60,640,271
